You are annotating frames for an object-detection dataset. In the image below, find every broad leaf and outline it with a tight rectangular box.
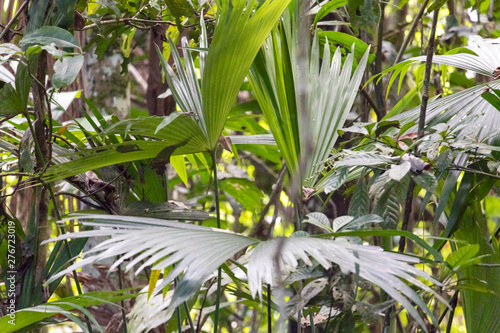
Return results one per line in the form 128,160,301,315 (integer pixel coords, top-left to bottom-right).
20,26,81,50
52,55,84,90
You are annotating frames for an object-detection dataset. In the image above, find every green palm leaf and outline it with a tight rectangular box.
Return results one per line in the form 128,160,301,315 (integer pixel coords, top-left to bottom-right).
0,290,138,333
41,114,206,182
249,14,369,188
202,0,292,149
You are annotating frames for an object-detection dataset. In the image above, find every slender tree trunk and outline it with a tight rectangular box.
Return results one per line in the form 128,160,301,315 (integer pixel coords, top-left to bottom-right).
395,3,408,50
373,2,386,119
32,50,51,302
147,24,177,116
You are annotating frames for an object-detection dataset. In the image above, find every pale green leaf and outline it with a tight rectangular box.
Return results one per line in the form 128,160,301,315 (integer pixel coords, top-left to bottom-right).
389,161,411,181
170,155,188,186
52,55,84,90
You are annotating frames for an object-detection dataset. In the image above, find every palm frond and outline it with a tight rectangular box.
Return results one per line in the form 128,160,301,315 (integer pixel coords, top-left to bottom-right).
393,80,500,140
229,134,276,145
158,5,291,150
0,290,137,333
157,19,206,139
413,35,500,76
128,287,175,332
247,236,446,330
249,15,369,188
45,214,446,331
305,41,369,186
45,215,258,315
39,113,208,182
392,36,500,141
202,0,292,149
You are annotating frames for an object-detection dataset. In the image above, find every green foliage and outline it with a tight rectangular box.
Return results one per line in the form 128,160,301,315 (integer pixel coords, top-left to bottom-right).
219,177,264,214
0,289,139,333
4,1,500,332
20,26,82,50
202,0,292,149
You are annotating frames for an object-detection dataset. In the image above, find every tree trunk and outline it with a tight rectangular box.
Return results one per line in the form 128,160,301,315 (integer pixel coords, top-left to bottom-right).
32,50,51,303
147,24,177,116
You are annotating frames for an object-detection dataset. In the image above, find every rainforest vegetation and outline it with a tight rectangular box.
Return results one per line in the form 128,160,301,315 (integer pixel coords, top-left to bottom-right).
1,0,500,332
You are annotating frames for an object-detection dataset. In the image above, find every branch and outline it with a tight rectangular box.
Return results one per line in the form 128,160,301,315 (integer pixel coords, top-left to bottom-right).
0,172,31,178
359,85,383,120
0,0,27,41
77,17,212,31
393,0,431,65
55,191,103,210
398,9,439,253
251,164,287,238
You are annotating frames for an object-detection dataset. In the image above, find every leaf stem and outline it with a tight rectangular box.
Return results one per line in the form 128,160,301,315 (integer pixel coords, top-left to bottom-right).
212,149,222,333
176,306,183,333
117,264,129,333
267,284,272,333
184,301,196,332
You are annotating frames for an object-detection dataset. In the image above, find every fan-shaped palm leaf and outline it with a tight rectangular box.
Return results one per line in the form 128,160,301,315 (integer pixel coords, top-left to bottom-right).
46,214,446,331
38,0,291,183
249,12,369,188
390,36,500,141
202,0,292,149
